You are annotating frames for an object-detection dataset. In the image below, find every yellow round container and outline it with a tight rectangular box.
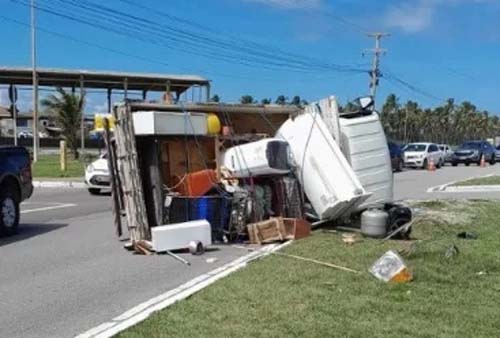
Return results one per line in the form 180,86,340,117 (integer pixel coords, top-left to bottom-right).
207,113,221,134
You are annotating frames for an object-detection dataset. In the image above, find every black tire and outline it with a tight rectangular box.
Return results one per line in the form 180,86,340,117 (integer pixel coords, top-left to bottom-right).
396,158,404,172
490,156,496,165
0,189,20,236
465,162,470,166
436,160,442,169
452,162,458,167
88,188,101,195
422,159,428,170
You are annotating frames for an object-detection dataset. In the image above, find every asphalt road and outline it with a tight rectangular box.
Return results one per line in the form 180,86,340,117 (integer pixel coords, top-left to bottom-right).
0,189,249,338
1,165,499,338
394,163,500,201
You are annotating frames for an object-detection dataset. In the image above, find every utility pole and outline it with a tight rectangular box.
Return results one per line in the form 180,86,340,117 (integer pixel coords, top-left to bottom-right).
363,32,389,103
31,0,39,162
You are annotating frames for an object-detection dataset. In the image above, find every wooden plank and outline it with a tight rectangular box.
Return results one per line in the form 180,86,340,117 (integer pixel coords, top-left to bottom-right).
104,118,122,238
113,104,150,240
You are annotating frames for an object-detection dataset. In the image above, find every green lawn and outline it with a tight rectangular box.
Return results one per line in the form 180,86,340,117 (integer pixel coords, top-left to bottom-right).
32,154,95,178
453,175,500,186
118,200,500,338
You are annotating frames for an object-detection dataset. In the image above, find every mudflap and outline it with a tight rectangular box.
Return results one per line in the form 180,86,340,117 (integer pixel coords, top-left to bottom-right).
385,203,412,239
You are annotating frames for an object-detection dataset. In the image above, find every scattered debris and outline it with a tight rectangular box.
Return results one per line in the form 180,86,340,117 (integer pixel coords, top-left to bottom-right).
370,250,413,283
166,250,191,266
477,271,487,276
444,244,460,260
189,240,205,255
133,240,153,255
342,233,359,245
206,257,218,264
272,252,359,274
457,231,478,240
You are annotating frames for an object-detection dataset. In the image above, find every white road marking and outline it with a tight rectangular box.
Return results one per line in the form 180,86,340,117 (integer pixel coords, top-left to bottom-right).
75,241,292,338
426,173,495,193
21,203,77,214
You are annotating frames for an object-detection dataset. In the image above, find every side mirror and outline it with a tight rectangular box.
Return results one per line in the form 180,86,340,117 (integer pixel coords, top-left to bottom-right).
356,96,374,110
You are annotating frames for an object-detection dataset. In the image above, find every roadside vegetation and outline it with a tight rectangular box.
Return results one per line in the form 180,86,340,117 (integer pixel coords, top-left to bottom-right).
32,154,95,178
453,175,500,186
117,200,500,338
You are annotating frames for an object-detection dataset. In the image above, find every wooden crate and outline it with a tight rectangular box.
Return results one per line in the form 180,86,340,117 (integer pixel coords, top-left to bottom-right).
247,217,310,244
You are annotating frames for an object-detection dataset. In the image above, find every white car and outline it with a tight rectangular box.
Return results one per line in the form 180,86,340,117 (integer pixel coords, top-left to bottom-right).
438,144,454,163
85,154,110,195
403,143,443,169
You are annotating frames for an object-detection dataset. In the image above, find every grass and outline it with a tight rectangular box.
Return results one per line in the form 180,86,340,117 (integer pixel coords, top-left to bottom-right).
117,200,500,338
453,175,500,186
32,154,95,178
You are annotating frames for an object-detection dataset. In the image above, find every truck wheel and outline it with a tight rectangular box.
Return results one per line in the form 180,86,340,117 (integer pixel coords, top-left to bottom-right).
0,190,20,236
422,159,428,170
490,156,496,165
397,158,403,172
465,162,470,166
452,162,458,167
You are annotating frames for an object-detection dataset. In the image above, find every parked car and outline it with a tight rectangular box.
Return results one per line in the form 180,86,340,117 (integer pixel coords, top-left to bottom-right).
85,153,110,195
387,141,403,172
0,146,33,236
403,142,443,169
438,144,454,163
495,145,500,160
452,141,496,166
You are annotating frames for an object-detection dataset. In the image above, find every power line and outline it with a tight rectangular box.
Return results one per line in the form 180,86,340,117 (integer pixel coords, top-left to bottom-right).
11,0,367,74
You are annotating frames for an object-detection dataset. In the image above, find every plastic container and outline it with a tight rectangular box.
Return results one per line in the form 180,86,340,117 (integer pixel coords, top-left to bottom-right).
166,196,231,240
220,138,290,178
361,209,388,238
207,113,221,134
370,250,412,283
176,169,217,197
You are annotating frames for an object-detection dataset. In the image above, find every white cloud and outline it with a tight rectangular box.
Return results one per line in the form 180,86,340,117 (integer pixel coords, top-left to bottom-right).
384,1,435,33
243,0,323,9
383,0,497,33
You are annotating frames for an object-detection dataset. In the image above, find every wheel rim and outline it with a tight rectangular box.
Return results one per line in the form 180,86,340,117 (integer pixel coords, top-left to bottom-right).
2,197,16,228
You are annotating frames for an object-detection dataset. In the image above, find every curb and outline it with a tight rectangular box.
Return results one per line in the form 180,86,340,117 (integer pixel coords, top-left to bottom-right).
440,185,500,193
75,241,292,338
33,180,87,189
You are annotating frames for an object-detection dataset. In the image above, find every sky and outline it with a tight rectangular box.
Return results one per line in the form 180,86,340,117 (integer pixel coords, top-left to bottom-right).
0,0,499,114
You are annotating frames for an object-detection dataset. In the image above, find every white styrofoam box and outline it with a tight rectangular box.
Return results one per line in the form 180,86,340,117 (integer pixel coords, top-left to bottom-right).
152,220,212,252
220,138,290,178
133,111,208,136
276,112,371,220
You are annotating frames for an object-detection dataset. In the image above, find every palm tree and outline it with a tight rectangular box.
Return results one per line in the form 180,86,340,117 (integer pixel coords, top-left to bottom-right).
41,87,85,159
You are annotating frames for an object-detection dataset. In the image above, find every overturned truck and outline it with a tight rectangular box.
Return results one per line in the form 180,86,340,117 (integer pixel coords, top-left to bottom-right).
107,96,411,245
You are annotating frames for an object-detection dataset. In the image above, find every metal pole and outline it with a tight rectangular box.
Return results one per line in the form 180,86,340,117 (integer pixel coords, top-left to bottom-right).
9,84,18,146
31,0,39,162
80,75,85,153
364,33,389,104
123,78,128,99
107,88,112,114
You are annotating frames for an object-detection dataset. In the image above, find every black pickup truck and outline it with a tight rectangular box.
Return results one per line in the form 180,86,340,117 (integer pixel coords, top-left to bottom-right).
0,146,33,236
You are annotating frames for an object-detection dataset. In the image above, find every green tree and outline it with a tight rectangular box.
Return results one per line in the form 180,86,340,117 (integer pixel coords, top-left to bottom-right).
291,96,301,106
275,95,287,105
261,98,272,104
240,95,255,104
41,87,85,159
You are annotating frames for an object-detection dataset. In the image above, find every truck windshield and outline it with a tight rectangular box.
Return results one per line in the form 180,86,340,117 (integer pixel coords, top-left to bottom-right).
405,144,426,152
